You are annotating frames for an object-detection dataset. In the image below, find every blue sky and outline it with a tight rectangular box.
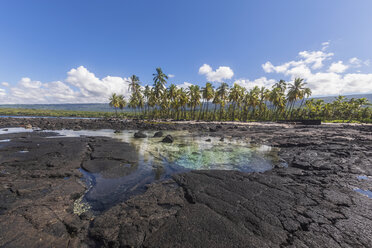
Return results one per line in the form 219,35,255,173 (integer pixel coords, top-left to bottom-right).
1,0,372,103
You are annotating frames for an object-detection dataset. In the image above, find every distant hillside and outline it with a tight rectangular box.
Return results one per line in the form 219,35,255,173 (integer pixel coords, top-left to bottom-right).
312,93,372,104
0,93,371,112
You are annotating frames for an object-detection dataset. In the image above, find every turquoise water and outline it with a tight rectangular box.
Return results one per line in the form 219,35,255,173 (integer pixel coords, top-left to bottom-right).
0,128,282,212
50,129,282,212
52,129,279,172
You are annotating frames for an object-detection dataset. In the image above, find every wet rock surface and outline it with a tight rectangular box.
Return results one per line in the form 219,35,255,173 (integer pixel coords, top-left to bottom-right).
0,118,371,247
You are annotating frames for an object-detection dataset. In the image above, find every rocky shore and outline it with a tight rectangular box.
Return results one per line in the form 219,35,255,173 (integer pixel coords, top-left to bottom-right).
0,117,371,247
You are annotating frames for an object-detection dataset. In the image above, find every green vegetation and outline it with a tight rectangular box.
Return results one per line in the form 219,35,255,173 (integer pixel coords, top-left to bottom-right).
1,67,371,123
0,108,113,118
112,68,372,123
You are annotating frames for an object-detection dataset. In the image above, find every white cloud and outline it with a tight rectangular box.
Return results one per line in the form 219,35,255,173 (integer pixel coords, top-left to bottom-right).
328,61,348,73
19,77,42,89
349,57,362,67
168,74,175,78
234,77,276,91
298,50,334,69
349,57,370,68
198,64,234,82
1,82,9,87
321,41,330,51
176,82,193,90
0,66,131,104
0,88,6,97
262,43,372,96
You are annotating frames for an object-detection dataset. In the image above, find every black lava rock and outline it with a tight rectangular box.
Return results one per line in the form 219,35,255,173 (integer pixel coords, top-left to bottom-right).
134,132,147,138
153,131,163,137
162,135,174,143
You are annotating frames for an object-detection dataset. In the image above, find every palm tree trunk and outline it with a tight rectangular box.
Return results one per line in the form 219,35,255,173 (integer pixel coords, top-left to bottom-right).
213,103,217,121
206,102,209,121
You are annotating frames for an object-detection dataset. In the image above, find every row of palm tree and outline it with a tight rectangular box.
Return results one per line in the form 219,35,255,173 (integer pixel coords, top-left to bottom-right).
109,67,372,122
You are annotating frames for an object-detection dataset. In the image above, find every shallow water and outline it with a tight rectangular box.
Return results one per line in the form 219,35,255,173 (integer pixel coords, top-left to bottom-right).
50,129,283,212
0,128,283,212
354,188,372,198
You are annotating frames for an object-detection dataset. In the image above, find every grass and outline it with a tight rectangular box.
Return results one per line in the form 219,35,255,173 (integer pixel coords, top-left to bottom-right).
0,108,114,118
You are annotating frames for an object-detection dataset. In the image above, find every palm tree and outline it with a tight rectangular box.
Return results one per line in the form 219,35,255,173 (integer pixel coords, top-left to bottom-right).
297,87,312,118
269,86,286,120
109,93,120,117
212,93,221,121
107,68,372,122
118,94,126,114
143,85,151,115
228,83,244,121
216,82,229,120
258,86,270,120
201,82,214,120
178,88,189,119
246,86,260,120
153,67,168,97
129,75,141,93
188,85,201,119
287,78,307,119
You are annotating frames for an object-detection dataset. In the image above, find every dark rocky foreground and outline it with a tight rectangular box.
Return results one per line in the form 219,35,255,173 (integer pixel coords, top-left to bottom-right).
0,118,371,248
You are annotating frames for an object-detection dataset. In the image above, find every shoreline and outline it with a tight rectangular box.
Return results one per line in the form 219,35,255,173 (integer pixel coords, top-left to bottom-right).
0,118,371,247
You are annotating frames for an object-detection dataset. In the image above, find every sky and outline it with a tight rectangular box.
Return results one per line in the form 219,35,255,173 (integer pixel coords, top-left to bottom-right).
1,0,372,104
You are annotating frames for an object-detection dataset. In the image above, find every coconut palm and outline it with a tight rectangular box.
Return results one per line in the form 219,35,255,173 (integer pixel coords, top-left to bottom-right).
153,68,168,97
216,82,229,120
143,85,151,115
178,88,189,119
287,78,307,118
118,94,126,113
258,86,270,119
129,75,141,93
228,84,244,121
201,82,214,120
109,93,120,116
188,85,201,119
107,68,371,122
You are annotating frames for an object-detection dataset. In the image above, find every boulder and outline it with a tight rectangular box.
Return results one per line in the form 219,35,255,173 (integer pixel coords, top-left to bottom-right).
205,139,211,142
134,132,147,138
162,135,174,143
153,131,163,137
